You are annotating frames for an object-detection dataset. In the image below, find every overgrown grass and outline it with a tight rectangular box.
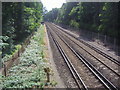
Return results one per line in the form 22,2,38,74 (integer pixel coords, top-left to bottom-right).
0,25,47,88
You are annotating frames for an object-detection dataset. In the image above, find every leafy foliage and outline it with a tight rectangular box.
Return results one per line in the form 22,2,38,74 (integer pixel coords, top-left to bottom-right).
0,25,47,88
98,3,119,37
44,2,119,43
44,8,59,22
2,2,43,57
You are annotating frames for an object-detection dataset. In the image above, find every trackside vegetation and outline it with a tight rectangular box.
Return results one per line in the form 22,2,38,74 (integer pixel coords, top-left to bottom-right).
1,2,43,62
44,2,119,44
0,25,48,88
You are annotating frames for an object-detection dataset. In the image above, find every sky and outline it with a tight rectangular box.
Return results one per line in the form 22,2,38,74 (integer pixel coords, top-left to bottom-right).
41,0,66,11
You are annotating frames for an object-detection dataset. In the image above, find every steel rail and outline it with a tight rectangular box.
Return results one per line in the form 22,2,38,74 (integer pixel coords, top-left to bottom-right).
52,23,120,66
52,25,120,77
47,25,88,90
47,24,118,90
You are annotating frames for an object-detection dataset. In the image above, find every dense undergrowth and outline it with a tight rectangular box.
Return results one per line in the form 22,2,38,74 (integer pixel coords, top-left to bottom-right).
1,2,43,60
1,44,22,63
0,25,48,88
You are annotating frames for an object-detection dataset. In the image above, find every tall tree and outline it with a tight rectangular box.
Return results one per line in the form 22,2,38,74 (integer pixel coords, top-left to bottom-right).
98,2,119,37
44,2,119,43
2,2,43,56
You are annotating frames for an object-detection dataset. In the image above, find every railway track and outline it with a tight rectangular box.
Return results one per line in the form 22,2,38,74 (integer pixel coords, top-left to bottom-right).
52,23,120,66
52,23,120,73
46,23,118,89
48,28,87,89
48,23,120,88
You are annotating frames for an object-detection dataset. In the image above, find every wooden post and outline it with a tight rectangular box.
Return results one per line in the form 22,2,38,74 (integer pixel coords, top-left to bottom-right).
0,2,2,70
44,67,50,82
104,35,106,43
104,35,107,46
4,64,7,76
98,32,99,40
18,49,20,57
0,56,2,69
114,38,116,50
92,32,94,41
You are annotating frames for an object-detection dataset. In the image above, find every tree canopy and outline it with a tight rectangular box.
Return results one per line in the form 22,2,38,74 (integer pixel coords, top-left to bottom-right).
1,2,43,57
44,2,119,43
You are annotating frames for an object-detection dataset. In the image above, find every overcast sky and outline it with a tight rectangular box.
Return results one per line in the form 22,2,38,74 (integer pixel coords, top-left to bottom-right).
41,0,66,11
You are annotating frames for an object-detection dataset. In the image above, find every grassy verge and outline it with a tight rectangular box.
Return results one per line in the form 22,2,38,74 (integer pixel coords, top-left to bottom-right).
0,25,48,88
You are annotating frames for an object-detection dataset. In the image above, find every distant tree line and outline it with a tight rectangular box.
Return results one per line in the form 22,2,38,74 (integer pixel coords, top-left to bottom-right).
1,2,43,57
44,2,120,44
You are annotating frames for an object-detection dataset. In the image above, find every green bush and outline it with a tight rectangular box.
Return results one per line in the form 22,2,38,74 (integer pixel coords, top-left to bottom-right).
0,25,47,88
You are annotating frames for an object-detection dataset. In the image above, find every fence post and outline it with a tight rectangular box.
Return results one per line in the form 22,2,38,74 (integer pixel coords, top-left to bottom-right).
91,32,93,41
18,49,20,57
104,35,106,45
90,31,92,39
0,58,2,69
98,32,99,40
114,38,116,50
0,2,2,70
44,67,50,82
4,64,7,76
